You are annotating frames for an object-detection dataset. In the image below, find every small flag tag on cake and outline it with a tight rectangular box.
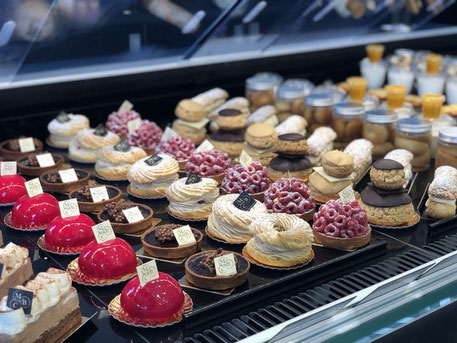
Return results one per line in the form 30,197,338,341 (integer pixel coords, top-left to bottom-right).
137,259,159,287
59,199,80,218
214,253,237,277
144,155,162,166
90,186,110,203
59,168,78,183
36,153,55,168
118,100,133,113
92,221,116,244
1,161,16,176
233,191,256,211
18,137,35,153
25,178,43,197
161,127,178,142
239,150,253,167
339,185,356,203
127,118,141,134
7,288,34,315
195,139,214,152
172,225,196,246
185,172,201,185
123,206,144,223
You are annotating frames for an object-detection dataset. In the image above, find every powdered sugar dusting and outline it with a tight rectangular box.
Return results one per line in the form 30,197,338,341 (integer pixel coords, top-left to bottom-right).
429,166,457,199
344,139,373,169
306,127,337,157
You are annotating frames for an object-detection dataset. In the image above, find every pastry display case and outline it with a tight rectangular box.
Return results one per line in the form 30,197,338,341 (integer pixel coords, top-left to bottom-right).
1,1,457,342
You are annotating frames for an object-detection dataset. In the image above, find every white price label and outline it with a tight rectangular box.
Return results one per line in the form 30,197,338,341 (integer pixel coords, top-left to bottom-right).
239,150,253,167
214,253,237,277
118,100,134,113
175,118,209,130
195,139,214,152
1,161,16,176
339,185,356,204
122,206,144,223
89,186,110,203
36,153,55,168
58,169,78,183
18,138,35,153
137,259,159,287
58,199,80,218
91,221,116,244
161,127,178,142
24,178,43,198
172,225,196,246
127,118,141,134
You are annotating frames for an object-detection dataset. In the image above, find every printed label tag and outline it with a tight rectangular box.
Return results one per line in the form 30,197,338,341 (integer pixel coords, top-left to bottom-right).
161,127,178,142
114,140,131,152
18,137,35,153
59,199,80,218
195,139,214,152
7,288,34,315
339,185,356,204
36,153,55,168
119,100,134,113
127,118,141,134
214,253,237,277
144,155,162,166
25,178,43,197
175,118,209,129
59,168,78,183
233,191,256,211
137,259,159,287
172,225,196,246
1,161,17,176
185,172,201,185
239,150,253,167
90,186,110,203
91,221,116,244
122,206,144,223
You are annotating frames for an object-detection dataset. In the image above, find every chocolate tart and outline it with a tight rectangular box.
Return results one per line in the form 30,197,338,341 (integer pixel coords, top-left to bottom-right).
0,138,43,160
17,153,64,176
185,250,250,291
40,169,90,193
97,203,154,234
141,225,203,259
69,185,121,212
312,225,371,250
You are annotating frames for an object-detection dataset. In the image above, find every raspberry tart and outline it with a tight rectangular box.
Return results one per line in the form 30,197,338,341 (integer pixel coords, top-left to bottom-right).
0,174,27,205
221,162,270,201
109,273,192,327
312,199,371,250
186,149,232,184
41,213,96,254
264,178,315,221
127,120,163,154
68,237,139,285
106,109,141,137
157,135,196,170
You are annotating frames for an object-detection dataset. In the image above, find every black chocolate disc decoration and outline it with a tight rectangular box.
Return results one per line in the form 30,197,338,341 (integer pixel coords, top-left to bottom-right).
233,191,256,211
7,288,34,315
186,172,202,185
278,133,306,141
372,159,404,171
56,111,70,123
94,124,108,137
219,108,242,117
145,155,163,166
270,155,312,172
114,139,131,152
361,184,412,208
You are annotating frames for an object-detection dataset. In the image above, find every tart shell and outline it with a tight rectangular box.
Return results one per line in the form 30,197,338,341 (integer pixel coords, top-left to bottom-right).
0,138,44,160
97,204,154,234
17,153,64,176
312,225,372,250
69,185,122,213
40,169,90,194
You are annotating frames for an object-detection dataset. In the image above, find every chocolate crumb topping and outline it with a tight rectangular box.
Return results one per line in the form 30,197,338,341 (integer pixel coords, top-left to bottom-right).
103,201,136,223
8,138,39,151
46,170,83,183
198,249,240,274
155,224,199,244
77,185,94,201
26,155,55,167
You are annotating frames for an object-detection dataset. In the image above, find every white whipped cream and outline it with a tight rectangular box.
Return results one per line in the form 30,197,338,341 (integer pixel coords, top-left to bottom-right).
0,243,29,280
251,236,308,260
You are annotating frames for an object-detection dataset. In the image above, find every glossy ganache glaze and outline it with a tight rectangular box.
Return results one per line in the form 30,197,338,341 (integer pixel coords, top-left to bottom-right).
78,238,137,279
45,214,95,250
120,273,185,325
0,174,27,204
11,193,59,228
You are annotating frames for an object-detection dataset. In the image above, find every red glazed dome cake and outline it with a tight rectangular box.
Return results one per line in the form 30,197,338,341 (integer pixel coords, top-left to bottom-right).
10,193,59,229
0,174,27,205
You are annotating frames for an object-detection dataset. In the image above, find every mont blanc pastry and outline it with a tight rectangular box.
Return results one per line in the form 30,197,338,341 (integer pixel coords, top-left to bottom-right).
95,140,147,180
245,213,314,267
69,125,120,163
384,149,413,186
207,194,268,243
47,113,90,148
344,138,373,182
425,166,457,219
166,176,219,220
128,154,179,198
305,127,337,165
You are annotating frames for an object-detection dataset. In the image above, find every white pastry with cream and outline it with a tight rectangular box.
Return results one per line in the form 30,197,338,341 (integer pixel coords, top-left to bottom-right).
306,127,337,165
47,113,89,148
0,243,33,299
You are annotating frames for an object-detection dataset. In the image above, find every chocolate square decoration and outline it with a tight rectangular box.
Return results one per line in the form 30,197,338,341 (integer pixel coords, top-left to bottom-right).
185,172,202,185
56,112,70,123
94,124,107,137
114,140,131,152
7,288,34,315
145,155,163,166
233,191,256,211
0,263,3,278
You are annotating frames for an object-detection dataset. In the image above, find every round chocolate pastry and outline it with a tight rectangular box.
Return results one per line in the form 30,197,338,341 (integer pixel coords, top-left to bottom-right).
216,108,246,130
209,129,245,157
97,201,154,234
360,184,417,226
275,133,308,155
69,184,121,212
268,155,313,182
40,169,90,194
370,159,405,190
321,150,354,178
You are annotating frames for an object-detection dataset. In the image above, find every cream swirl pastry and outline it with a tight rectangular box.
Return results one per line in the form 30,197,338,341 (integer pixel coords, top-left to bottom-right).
166,177,219,220
206,194,268,243
128,154,179,198
68,126,120,163
95,142,147,180
245,213,314,267
47,113,90,148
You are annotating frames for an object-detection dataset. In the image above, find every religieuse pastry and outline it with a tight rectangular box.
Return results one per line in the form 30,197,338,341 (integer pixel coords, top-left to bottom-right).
0,243,33,298
69,184,122,212
243,123,277,166
370,159,405,190
221,162,270,200
0,268,81,343
275,115,307,136
0,174,27,205
17,153,64,177
209,97,250,132
127,120,163,154
246,105,279,127
206,193,268,243
305,127,337,165
185,149,232,184
47,112,90,148
244,213,314,267
384,149,414,187
344,138,374,182
68,124,120,163
128,154,179,198
157,135,196,170
95,140,147,180
425,166,457,219
0,137,43,160
7,193,59,230
209,108,247,157
166,175,219,220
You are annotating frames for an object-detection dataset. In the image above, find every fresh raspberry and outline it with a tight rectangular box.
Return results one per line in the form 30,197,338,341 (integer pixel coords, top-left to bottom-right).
212,165,224,174
346,229,355,238
267,187,279,199
313,217,327,232
333,215,347,230
221,162,269,194
353,212,368,227
285,203,298,214
346,218,358,232
157,135,195,161
127,120,163,149
200,165,210,176
106,110,141,136
324,224,339,237
265,178,314,215
338,204,352,217
187,149,231,177
273,202,284,212
324,208,338,222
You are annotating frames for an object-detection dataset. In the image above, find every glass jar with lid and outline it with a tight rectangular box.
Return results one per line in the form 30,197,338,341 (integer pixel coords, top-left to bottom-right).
435,126,457,169
395,117,432,171
332,102,365,148
275,79,314,123
304,91,336,134
363,109,397,159
245,72,283,111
